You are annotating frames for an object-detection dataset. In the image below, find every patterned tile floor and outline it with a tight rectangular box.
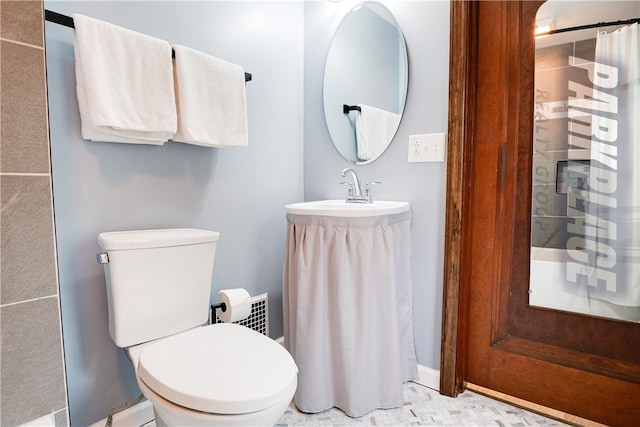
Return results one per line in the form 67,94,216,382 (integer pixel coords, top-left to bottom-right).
276,382,569,426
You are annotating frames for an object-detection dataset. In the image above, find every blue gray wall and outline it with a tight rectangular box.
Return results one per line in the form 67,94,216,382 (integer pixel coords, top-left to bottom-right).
44,1,449,425
44,2,303,425
304,0,450,371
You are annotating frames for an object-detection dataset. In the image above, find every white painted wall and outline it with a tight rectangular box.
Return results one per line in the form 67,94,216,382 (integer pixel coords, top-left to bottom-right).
44,1,449,425
303,0,450,371
44,2,303,425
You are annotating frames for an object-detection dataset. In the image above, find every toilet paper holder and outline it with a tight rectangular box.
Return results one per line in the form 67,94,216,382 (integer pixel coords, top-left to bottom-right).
210,302,227,324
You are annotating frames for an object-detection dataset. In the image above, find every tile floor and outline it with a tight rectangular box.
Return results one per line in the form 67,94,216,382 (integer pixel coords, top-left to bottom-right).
142,382,568,426
276,382,567,426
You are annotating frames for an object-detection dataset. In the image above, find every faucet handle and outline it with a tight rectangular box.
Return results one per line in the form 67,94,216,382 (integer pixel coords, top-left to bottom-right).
340,181,354,199
364,181,381,203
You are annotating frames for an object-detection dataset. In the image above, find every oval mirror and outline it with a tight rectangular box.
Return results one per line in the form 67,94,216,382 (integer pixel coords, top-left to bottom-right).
323,2,408,165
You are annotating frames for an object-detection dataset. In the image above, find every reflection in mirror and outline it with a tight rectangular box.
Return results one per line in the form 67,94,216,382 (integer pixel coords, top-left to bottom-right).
323,1,408,165
529,0,640,322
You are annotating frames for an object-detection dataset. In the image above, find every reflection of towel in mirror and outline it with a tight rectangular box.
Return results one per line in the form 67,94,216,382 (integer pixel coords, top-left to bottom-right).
355,105,401,161
73,14,177,145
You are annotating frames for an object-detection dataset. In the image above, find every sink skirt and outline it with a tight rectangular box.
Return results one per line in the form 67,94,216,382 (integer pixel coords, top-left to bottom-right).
283,210,418,417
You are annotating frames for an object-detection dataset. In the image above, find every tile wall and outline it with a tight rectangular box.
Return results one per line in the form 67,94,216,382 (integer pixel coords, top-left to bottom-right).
531,38,596,249
0,1,68,425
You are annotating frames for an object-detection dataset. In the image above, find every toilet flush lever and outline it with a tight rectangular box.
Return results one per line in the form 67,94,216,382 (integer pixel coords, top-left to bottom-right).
96,252,109,264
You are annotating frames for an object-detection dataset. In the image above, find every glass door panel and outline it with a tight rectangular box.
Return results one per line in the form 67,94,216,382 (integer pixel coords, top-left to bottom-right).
529,0,640,323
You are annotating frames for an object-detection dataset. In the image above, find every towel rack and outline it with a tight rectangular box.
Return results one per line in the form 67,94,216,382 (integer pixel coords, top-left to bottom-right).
343,104,361,114
44,9,253,83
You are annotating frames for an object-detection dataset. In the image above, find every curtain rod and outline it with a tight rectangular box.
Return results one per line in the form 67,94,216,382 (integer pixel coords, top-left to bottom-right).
545,17,640,36
44,9,253,82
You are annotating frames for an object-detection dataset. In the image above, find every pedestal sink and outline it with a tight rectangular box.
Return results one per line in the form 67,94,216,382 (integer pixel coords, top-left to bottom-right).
285,199,410,218
283,199,417,416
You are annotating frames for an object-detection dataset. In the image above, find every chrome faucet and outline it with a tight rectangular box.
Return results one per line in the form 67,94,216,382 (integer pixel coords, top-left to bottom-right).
341,168,364,202
340,168,381,203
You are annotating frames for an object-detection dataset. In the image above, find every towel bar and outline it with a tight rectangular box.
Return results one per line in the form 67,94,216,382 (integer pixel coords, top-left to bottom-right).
44,9,253,83
343,104,361,114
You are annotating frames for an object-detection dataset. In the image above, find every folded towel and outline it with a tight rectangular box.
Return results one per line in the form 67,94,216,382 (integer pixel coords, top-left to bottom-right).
355,105,401,161
73,14,177,145
172,44,248,148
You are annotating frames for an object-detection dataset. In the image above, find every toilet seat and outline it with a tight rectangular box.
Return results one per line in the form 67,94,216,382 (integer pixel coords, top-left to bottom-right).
137,323,298,415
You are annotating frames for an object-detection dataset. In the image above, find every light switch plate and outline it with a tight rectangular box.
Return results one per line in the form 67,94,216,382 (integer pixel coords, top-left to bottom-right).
408,133,446,163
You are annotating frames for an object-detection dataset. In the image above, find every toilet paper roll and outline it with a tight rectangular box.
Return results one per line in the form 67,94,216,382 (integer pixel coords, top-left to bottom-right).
216,288,252,323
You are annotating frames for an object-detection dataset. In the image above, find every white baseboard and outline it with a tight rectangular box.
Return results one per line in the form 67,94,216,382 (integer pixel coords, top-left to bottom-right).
412,364,440,391
20,413,56,427
89,400,153,427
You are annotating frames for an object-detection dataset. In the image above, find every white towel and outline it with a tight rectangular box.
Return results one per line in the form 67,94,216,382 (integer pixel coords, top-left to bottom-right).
73,14,177,145
355,105,401,161
172,44,248,148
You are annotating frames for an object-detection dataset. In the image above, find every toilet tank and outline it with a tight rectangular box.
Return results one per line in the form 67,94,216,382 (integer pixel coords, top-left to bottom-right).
98,228,220,348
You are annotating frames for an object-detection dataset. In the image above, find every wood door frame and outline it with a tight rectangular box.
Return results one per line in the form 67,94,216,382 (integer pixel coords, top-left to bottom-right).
440,2,640,421
439,0,551,397
440,0,477,397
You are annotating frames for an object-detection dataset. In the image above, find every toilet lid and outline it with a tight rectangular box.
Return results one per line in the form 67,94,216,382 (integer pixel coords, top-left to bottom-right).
137,323,298,415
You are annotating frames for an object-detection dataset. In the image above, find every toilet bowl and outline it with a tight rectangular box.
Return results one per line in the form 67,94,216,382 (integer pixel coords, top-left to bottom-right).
139,376,295,427
97,228,298,426
127,323,297,427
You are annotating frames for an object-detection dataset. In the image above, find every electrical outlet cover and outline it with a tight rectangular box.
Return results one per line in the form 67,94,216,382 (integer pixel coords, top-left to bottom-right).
408,133,446,162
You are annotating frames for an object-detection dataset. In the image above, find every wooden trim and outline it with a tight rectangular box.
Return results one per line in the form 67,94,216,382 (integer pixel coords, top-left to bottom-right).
492,336,640,384
466,383,608,427
439,0,477,397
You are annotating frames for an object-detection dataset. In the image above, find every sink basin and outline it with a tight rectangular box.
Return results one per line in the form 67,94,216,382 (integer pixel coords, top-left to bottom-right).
285,200,410,218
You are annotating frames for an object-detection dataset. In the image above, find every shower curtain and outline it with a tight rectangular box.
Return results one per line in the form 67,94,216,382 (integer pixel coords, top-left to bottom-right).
572,23,640,308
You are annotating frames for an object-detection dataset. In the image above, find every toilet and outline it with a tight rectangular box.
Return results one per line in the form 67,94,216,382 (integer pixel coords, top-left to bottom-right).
97,228,297,427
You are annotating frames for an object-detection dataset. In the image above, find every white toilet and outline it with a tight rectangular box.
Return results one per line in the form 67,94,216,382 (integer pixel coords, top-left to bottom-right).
97,228,297,427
